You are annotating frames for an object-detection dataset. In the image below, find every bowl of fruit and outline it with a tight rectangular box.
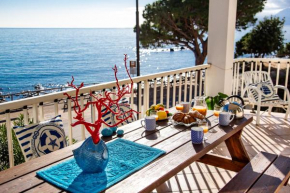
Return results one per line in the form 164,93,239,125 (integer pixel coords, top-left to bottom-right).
146,104,173,121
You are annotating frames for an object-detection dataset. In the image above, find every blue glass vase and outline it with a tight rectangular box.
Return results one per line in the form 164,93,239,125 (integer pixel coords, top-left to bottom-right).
73,137,109,173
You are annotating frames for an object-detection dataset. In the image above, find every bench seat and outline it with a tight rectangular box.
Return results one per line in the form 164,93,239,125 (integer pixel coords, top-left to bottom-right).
219,152,290,193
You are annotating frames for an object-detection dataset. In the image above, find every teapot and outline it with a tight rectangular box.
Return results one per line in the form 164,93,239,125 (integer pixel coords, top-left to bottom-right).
218,95,245,119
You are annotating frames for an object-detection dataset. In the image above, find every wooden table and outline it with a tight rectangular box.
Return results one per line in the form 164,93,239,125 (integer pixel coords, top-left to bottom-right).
0,111,253,193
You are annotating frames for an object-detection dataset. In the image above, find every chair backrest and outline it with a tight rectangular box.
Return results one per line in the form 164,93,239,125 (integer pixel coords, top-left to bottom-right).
13,115,67,162
101,97,136,127
243,71,274,87
242,71,280,103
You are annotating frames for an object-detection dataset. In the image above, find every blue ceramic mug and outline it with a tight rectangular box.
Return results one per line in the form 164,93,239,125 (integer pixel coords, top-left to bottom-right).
219,112,235,126
191,127,204,144
141,116,156,131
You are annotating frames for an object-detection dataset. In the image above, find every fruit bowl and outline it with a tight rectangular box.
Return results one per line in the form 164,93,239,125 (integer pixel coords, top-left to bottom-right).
146,103,172,120
157,116,172,121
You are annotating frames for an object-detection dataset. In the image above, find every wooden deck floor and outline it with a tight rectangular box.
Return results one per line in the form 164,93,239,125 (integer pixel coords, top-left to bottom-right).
152,110,290,193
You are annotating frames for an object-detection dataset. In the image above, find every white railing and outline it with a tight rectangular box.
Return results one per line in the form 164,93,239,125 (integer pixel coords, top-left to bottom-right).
0,64,210,168
232,58,290,102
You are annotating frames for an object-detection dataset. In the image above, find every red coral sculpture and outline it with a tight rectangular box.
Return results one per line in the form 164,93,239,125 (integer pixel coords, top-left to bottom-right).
64,54,138,144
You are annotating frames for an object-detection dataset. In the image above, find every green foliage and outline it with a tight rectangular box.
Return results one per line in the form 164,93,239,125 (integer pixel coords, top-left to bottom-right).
236,16,285,57
205,93,228,110
0,114,33,171
0,124,11,171
277,42,290,58
139,0,266,65
66,136,78,145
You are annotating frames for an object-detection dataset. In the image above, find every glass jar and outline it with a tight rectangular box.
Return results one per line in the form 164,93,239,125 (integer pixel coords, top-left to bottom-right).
192,96,208,116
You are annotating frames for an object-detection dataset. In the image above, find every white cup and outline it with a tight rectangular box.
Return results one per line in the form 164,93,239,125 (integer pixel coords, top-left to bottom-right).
141,116,156,131
182,102,190,113
219,112,234,126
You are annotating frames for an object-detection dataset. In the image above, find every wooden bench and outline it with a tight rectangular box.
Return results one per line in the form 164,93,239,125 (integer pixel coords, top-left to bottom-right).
219,152,290,193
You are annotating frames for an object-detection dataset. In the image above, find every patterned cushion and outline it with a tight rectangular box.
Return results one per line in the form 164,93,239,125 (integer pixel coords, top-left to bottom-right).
13,115,67,161
249,80,280,102
101,98,136,127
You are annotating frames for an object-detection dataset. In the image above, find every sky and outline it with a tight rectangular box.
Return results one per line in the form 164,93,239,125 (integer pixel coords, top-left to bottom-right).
0,0,289,28
255,0,290,19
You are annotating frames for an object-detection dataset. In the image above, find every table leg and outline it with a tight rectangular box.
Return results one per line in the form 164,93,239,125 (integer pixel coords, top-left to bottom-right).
197,128,250,172
225,129,250,163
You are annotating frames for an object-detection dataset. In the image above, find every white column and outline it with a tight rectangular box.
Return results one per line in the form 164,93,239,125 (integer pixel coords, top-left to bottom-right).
206,0,237,96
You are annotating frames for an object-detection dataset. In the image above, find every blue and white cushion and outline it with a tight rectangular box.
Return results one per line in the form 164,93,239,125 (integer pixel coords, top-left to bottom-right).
101,98,136,127
13,115,67,161
249,80,280,102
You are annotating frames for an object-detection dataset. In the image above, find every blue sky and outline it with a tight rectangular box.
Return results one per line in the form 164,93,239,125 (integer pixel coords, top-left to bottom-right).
0,0,289,28
0,0,155,28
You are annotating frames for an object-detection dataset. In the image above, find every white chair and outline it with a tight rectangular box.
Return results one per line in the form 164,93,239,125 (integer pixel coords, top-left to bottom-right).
242,71,290,124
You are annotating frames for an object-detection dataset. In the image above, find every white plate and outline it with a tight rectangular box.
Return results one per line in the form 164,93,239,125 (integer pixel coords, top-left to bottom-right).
171,118,200,127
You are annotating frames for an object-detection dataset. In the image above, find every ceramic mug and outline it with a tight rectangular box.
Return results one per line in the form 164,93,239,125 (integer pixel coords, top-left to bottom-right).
141,116,156,131
182,102,190,113
191,127,204,144
219,112,235,126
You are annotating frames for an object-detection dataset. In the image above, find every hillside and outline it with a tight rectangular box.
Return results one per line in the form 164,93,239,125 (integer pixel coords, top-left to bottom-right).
276,8,290,25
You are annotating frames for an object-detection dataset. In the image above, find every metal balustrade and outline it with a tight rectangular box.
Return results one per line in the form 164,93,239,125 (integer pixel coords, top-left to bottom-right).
232,58,290,102
0,64,210,168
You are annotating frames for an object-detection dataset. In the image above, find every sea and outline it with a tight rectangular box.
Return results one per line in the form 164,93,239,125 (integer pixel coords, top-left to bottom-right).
0,27,289,100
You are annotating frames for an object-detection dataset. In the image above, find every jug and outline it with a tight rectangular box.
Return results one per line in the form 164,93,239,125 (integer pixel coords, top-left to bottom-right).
219,95,245,119
192,96,207,117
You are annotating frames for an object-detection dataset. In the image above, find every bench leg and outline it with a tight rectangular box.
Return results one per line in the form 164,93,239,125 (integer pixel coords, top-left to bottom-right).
225,129,250,164
156,182,172,193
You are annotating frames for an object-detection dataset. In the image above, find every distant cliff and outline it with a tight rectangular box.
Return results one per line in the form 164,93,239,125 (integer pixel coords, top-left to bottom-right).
276,8,290,25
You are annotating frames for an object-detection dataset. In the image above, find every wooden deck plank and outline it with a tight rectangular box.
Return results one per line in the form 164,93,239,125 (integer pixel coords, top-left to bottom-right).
219,152,277,193
248,155,290,193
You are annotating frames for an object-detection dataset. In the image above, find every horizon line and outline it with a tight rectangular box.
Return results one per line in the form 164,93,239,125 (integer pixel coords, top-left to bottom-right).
0,27,134,29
